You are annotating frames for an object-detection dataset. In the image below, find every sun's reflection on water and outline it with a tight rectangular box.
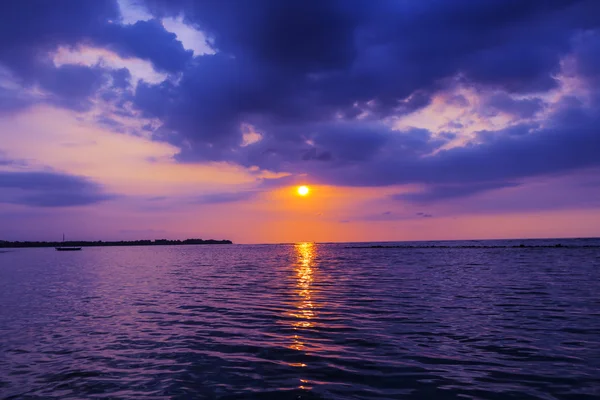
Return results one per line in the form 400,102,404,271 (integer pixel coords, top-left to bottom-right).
288,242,316,353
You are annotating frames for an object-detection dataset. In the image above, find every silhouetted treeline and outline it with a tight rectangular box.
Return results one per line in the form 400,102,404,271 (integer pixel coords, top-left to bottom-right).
0,238,232,248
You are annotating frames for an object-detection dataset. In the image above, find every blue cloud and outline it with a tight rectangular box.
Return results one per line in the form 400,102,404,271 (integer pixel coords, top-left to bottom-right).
193,191,256,205
1,0,600,208
354,211,434,222
130,1,600,187
396,182,521,204
0,86,38,115
0,151,27,167
0,171,115,207
38,64,110,111
482,93,545,119
96,115,126,133
315,99,600,189
110,68,132,89
416,212,433,218
99,19,193,73
0,1,190,112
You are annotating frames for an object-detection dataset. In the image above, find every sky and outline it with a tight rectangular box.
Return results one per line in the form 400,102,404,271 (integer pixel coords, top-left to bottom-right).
0,0,600,243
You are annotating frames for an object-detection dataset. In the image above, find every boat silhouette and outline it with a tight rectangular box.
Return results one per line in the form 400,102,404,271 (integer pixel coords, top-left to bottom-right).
55,234,82,251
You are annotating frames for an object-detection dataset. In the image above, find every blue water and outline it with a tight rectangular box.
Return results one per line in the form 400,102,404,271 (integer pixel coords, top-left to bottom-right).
1,239,599,399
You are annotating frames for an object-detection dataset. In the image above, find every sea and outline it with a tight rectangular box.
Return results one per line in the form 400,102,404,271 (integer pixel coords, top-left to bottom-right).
1,238,599,399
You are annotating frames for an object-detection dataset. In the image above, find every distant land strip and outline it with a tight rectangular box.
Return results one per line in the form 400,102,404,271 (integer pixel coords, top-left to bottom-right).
346,244,600,249
0,239,232,249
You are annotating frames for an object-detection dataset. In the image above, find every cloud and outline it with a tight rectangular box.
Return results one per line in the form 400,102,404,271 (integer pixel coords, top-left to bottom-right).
147,196,168,202
39,64,110,111
0,2,117,85
96,115,126,133
430,171,600,215
0,1,191,75
316,96,600,189
128,1,600,189
1,0,599,208
0,151,27,167
397,182,521,204
481,93,545,119
0,85,39,115
99,19,193,73
111,67,132,89
0,171,115,207
250,92,600,202
144,0,359,71
0,1,191,113
356,211,434,222
416,212,433,218
193,191,256,205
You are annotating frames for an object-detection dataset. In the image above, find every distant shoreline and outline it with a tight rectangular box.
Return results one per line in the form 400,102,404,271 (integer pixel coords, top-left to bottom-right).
0,239,232,249
346,243,600,249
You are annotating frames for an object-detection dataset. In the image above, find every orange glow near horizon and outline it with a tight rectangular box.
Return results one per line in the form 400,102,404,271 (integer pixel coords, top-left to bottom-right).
297,185,310,196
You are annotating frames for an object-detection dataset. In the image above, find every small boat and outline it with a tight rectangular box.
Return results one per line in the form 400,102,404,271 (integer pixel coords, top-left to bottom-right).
55,247,82,251
55,234,82,251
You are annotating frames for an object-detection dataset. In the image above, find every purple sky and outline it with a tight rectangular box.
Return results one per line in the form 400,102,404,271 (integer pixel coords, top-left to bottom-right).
1,0,599,243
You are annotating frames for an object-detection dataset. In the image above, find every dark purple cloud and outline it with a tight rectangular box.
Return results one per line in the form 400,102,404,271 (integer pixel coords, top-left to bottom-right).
0,1,119,68
0,0,190,76
0,86,38,115
0,0,190,111
96,115,126,133
322,99,600,186
0,171,115,207
243,92,600,205
98,19,193,73
0,154,14,166
1,0,599,207
427,171,600,215
356,211,434,222
144,0,359,72
110,68,132,89
481,93,546,119
0,1,117,102
132,1,600,184
0,152,26,167
416,212,433,218
39,64,109,111
574,35,600,79
396,182,522,204
193,191,256,205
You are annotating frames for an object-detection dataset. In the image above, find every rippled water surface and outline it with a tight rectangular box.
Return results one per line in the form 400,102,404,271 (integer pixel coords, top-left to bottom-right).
1,239,600,399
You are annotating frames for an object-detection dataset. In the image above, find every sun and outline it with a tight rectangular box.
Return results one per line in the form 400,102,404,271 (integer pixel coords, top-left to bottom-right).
297,185,310,196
